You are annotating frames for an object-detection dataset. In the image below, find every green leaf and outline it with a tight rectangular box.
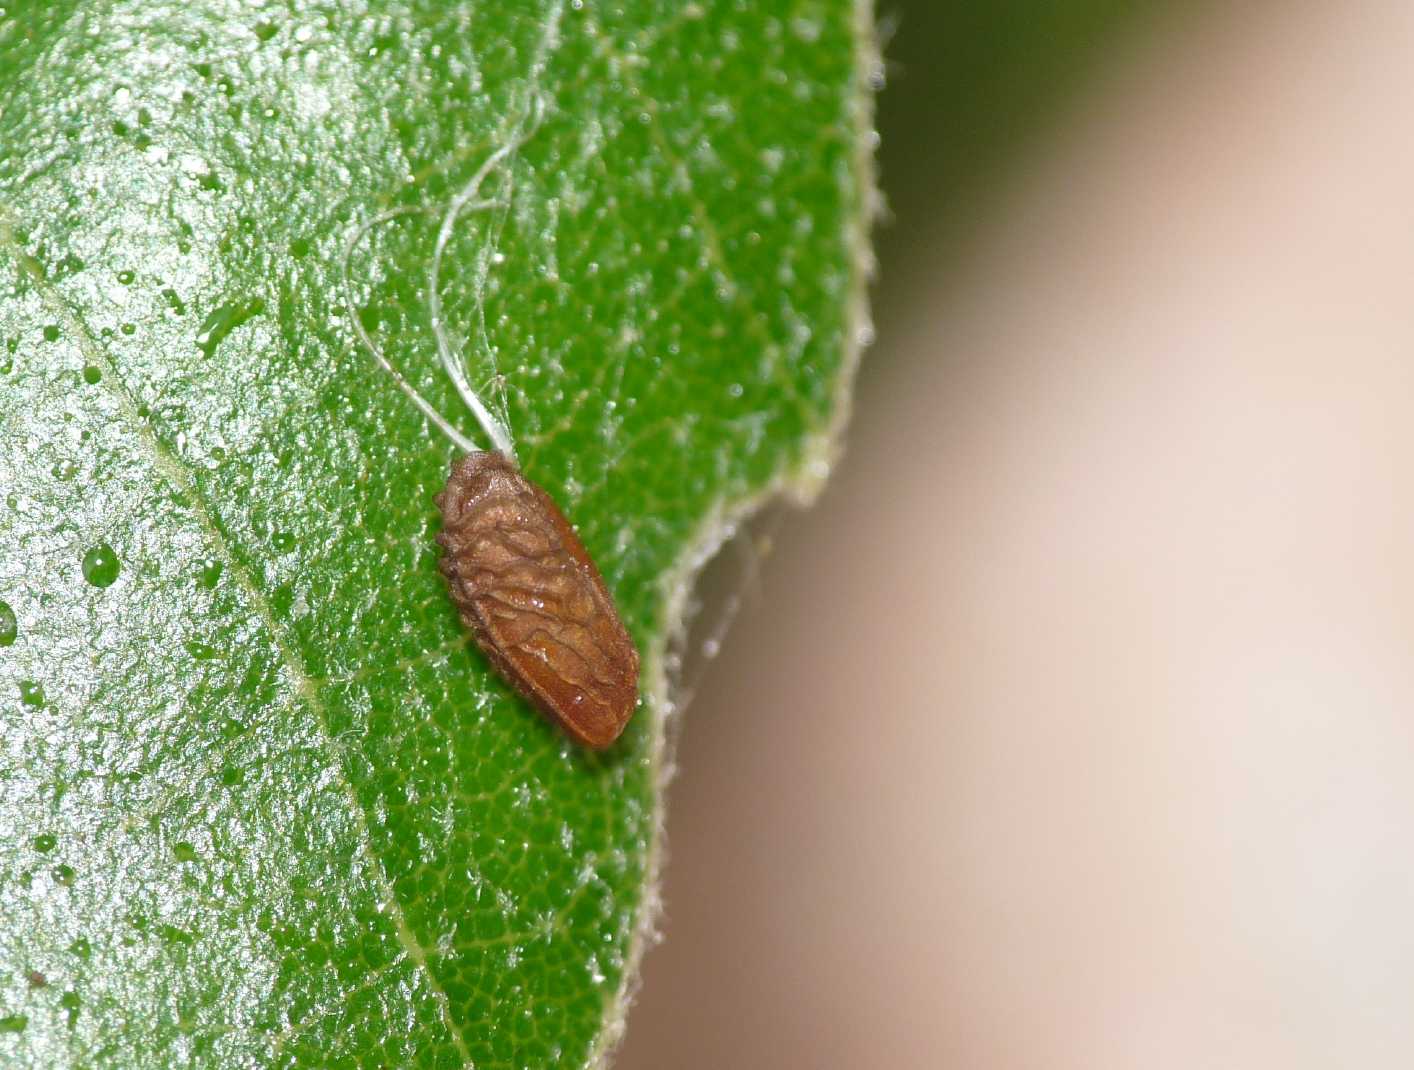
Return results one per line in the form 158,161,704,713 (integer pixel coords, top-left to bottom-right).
0,2,872,1066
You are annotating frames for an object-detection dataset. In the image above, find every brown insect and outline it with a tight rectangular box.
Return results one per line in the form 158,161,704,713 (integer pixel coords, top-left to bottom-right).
435,452,638,748
341,102,639,748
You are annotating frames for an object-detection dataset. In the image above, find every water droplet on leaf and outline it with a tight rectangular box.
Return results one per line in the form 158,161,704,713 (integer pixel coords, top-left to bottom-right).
158,923,194,947
82,543,120,588
196,558,223,589
60,990,81,1026
183,639,219,661
195,296,264,358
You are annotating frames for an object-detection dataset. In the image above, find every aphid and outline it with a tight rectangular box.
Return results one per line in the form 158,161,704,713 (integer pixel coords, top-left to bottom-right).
341,102,640,749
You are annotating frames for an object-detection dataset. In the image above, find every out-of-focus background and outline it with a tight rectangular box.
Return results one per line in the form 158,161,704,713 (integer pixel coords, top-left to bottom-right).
618,2,1414,1068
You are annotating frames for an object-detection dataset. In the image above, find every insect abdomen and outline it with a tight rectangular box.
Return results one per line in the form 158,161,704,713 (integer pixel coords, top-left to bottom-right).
435,452,640,749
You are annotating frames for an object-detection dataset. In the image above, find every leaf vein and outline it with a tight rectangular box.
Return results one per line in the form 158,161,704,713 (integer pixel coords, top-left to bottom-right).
0,203,476,1068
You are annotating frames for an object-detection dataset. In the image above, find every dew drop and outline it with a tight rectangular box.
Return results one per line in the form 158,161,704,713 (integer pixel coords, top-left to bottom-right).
19,680,44,707
0,600,15,646
183,639,219,661
116,270,135,285
68,937,91,960
60,990,81,1026
270,531,296,553
52,863,76,886
196,558,223,589
42,324,60,342
195,296,264,358
32,833,57,853
82,543,120,588
82,365,101,384
173,841,198,863
160,923,194,946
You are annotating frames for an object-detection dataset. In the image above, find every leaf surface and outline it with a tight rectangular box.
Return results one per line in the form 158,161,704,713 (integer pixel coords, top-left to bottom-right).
0,2,871,1065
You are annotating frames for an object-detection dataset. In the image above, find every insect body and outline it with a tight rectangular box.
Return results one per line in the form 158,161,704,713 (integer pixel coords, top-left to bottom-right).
342,101,640,748
436,452,638,748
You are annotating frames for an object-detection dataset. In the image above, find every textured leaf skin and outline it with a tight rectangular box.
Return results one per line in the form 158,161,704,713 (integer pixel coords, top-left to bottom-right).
0,2,868,1067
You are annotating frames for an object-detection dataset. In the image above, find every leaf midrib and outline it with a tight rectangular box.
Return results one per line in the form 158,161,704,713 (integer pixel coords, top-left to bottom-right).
0,205,475,1066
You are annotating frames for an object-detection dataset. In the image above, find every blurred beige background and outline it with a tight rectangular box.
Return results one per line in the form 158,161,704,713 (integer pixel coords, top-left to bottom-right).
619,2,1414,1067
